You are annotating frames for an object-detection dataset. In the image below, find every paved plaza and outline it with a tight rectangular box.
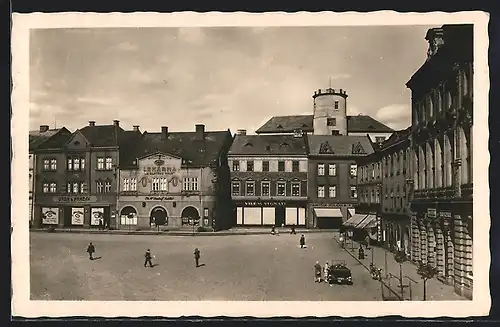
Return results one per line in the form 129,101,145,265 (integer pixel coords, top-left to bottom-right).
29,232,466,301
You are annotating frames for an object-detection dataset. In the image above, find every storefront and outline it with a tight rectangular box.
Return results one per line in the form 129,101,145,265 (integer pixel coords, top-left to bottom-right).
235,200,307,227
117,195,215,229
308,204,355,229
34,195,116,228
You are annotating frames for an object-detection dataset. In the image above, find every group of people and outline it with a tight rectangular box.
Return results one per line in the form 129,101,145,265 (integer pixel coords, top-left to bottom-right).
86,242,202,267
270,224,297,235
314,260,333,284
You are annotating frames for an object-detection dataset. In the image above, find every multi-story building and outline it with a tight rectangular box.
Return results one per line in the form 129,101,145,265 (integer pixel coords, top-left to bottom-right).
406,24,473,298
116,124,233,230
29,125,72,226
228,131,308,227
307,135,374,229
32,120,124,228
378,128,413,255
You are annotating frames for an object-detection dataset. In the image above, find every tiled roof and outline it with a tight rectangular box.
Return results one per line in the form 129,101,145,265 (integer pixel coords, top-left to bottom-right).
30,128,72,151
380,126,411,150
255,114,394,134
119,130,232,168
79,125,123,147
228,134,308,156
307,135,375,157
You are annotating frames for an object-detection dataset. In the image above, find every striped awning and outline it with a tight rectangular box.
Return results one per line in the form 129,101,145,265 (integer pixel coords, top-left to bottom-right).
344,213,368,227
313,208,343,218
356,214,377,229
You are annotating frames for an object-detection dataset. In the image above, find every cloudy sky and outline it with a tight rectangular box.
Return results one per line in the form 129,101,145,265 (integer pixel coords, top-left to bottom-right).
29,25,435,134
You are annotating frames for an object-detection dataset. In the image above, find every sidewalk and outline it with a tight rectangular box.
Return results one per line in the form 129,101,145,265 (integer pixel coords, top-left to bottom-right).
333,235,466,301
29,227,336,237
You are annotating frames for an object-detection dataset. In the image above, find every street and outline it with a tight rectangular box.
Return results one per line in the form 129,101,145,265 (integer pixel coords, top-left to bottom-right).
30,232,384,301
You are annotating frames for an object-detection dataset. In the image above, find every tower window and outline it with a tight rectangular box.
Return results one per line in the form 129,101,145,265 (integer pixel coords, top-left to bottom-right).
334,101,339,109
327,118,336,126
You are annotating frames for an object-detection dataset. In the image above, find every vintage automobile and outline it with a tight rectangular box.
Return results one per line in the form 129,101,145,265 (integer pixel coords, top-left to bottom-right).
327,261,353,285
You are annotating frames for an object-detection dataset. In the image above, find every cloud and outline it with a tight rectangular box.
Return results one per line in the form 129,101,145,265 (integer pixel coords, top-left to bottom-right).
75,96,122,106
374,104,412,130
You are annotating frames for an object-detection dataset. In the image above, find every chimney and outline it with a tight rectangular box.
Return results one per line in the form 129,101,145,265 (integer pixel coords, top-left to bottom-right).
237,129,247,136
133,125,140,131
195,124,205,140
161,126,168,140
113,120,120,126
88,121,96,127
39,125,49,133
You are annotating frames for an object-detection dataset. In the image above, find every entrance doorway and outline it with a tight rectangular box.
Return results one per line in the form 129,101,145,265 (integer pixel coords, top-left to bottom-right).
275,206,285,227
150,206,168,226
181,206,200,226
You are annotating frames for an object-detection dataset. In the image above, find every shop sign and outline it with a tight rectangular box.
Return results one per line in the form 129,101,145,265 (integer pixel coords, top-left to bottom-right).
91,208,104,226
71,207,84,225
42,207,59,225
143,166,177,175
244,201,286,207
427,208,437,219
56,196,92,203
314,203,343,208
145,196,174,201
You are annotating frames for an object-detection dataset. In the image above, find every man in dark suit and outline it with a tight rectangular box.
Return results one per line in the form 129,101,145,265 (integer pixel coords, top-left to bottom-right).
144,249,154,267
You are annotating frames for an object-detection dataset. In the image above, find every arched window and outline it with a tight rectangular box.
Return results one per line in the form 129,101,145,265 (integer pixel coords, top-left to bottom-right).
462,69,469,96
436,89,443,113
426,142,434,189
434,138,443,188
459,126,469,184
445,90,452,112
443,134,453,187
428,94,434,119
413,148,419,190
419,146,426,189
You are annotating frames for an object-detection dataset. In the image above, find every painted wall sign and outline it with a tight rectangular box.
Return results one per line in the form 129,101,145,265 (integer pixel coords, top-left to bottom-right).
145,196,174,201
244,201,287,207
57,196,91,203
427,208,437,219
71,207,84,225
42,207,59,225
91,207,104,226
143,166,177,175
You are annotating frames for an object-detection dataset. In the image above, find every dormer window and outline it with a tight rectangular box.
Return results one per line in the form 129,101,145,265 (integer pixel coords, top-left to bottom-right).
244,141,253,147
280,142,290,148
277,124,283,129
301,123,308,128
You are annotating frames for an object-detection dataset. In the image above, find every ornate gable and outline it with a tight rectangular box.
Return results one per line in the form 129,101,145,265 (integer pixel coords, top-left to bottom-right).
319,141,334,154
65,130,90,150
352,142,367,155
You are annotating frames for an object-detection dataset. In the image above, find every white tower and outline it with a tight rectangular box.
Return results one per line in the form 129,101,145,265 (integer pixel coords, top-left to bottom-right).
312,88,348,136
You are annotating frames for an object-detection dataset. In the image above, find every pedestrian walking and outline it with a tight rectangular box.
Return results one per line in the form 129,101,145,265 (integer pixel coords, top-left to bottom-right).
86,242,95,260
144,249,154,267
98,218,103,230
323,261,330,282
358,246,365,260
339,235,345,248
300,234,306,248
290,225,296,234
194,248,201,267
271,226,276,235
314,261,322,282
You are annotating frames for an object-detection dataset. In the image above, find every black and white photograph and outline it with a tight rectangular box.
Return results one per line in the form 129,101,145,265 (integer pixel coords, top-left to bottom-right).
11,11,490,318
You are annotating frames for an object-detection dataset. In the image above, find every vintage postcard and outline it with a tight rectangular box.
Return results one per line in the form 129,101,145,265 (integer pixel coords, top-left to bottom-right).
11,11,490,318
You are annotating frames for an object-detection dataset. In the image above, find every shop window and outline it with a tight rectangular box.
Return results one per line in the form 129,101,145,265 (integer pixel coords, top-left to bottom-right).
261,181,270,196
291,182,300,196
232,181,240,196
277,181,286,196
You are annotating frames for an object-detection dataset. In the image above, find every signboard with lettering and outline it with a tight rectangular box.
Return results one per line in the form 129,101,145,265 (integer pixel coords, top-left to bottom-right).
57,196,91,203
427,208,437,219
71,207,84,225
91,207,104,226
145,196,174,201
137,154,184,193
244,201,287,207
42,207,59,225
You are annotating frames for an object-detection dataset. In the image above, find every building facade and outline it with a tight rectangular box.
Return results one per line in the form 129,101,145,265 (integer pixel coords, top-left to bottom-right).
116,125,233,230
406,24,473,298
228,132,308,227
33,121,123,229
307,135,374,229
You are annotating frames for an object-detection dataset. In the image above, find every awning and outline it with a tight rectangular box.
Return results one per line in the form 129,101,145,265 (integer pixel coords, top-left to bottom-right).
344,214,368,227
314,208,343,218
356,214,377,229
348,208,355,217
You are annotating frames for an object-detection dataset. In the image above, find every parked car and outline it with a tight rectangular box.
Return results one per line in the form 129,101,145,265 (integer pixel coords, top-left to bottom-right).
327,261,353,285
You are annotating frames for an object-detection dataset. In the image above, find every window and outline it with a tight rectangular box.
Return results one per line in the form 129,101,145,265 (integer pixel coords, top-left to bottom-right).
350,164,357,177
123,178,130,191
371,164,375,178
232,160,240,171
80,182,87,193
97,157,104,170
246,181,255,196
262,161,269,172
334,101,339,109
331,130,340,136
327,118,336,126
104,181,112,193
350,186,358,198
43,159,50,171
292,161,300,172
318,186,325,198
291,182,300,196
261,181,270,196
277,181,286,196
329,186,336,198
247,160,254,172
204,208,209,218
81,159,85,170
105,157,113,170
318,163,325,176
67,159,73,171
68,157,85,171
67,182,71,193
182,177,199,191
278,161,285,172
130,178,137,191
43,183,49,193
96,181,104,193
50,182,57,193
73,158,80,171
328,164,336,176
152,178,160,191
50,159,57,170
232,181,240,196
160,178,168,191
